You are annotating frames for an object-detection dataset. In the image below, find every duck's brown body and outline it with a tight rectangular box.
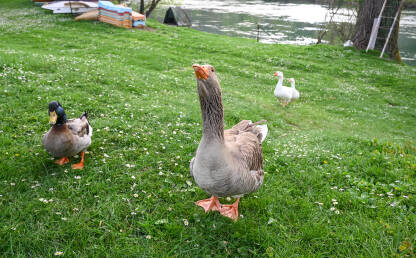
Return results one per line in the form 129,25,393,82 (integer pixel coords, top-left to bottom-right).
42,102,92,170
42,116,92,158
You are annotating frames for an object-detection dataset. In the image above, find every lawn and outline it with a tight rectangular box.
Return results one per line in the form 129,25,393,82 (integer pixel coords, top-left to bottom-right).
0,0,415,256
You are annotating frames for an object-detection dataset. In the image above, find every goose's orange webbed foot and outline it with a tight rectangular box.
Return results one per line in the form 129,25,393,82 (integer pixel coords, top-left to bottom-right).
219,198,240,221
55,157,69,166
195,195,221,213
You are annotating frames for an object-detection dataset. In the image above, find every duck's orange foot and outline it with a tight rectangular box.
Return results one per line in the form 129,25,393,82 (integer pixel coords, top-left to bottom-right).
220,198,240,221
71,162,84,170
71,152,85,170
55,157,69,166
195,195,221,213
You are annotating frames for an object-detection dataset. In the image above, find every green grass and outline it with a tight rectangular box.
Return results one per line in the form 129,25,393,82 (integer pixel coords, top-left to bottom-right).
1,0,416,256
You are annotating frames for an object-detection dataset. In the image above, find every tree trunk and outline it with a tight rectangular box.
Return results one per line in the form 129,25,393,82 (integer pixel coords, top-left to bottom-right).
352,0,402,61
139,0,144,14
145,0,162,18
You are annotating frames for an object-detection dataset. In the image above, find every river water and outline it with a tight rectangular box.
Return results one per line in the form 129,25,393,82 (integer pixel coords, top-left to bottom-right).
151,0,416,65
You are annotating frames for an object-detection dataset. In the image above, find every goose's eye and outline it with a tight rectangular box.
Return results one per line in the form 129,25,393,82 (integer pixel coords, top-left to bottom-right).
211,68,215,72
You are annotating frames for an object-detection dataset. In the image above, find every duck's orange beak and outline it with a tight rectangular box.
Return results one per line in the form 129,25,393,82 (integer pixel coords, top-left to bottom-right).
193,64,210,80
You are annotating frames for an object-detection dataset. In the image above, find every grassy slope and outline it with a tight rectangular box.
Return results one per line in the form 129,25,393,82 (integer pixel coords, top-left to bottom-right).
1,0,416,256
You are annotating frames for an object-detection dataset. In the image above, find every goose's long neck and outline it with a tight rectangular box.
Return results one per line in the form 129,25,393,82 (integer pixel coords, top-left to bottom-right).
199,93,224,143
274,75,283,94
291,81,296,89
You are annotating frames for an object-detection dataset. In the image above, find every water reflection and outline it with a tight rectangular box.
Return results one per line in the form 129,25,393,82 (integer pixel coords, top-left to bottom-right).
150,0,416,65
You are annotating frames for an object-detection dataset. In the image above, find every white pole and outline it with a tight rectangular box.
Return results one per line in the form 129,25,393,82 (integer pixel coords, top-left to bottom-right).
366,0,387,52
380,1,403,58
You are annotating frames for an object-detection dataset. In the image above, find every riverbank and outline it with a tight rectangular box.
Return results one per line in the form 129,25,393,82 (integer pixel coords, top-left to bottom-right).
1,0,415,256
152,0,416,66
303,0,416,9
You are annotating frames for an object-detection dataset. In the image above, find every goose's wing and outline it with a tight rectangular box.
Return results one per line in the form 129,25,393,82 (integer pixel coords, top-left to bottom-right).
229,131,263,171
276,86,293,99
225,120,265,144
224,120,265,194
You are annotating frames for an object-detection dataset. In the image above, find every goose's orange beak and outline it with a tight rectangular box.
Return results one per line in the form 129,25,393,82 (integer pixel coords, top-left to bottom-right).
274,72,279,76
193,64,210,80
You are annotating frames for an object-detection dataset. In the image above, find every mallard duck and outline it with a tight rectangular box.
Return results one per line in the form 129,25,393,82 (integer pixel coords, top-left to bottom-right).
273,71,294,107
42,101,92,169
190,64,267,221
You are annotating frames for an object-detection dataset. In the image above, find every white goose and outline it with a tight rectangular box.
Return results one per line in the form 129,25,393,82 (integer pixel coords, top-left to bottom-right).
190,64,268,221
289,78,299,100
273,71,293,107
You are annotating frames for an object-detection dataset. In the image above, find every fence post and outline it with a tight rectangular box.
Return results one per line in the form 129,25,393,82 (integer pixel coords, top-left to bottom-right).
257,24,260,42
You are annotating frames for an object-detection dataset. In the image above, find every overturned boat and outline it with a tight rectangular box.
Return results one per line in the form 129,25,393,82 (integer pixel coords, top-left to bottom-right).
42,1,98,14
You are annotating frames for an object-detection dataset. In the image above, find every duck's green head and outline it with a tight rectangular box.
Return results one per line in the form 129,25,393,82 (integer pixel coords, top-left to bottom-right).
48,101,67,125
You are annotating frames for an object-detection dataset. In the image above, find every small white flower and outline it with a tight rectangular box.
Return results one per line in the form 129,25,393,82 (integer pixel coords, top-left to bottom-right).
131,212,136,216
183,219,189,226
335,210,340,214
133,193,138,198
54,251,64,256
267,218,277,224
330,207,336,211
131,176,136,179
74,176,81,180
39,198,49,203
145,235,152,239
61,217,67,221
